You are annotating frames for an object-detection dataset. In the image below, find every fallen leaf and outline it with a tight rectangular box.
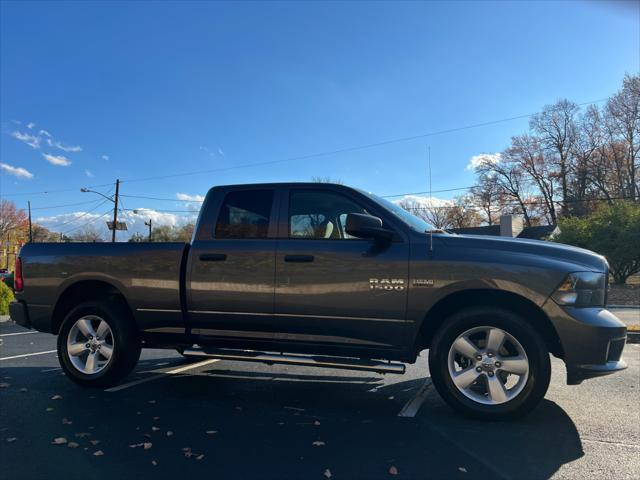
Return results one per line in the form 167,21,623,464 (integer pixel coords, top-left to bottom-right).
0,383,10,388
62,418,72,425
143,433,152,438
89,440,100,446
324,469,332,479
46,408,54,412
136,411,142,415
285,406,305,412
51,395,62,400
7,437,17,443
88,426,95,430
196,454,205,460
182,447,191,452
151,460,158,466
148,400,156,404
93,450,104,456
312,441,325,447
151,427,160,432
206,430,217,435
458,467,467,473
129,443,144,448
51,437,68,445
143,442,152,450
67,442,80,449
74,433,90,438
153,416,160,420
19,388,27,392
387,396,395,400
389,466,398,475
166,431,174,437
184,452,193,458
314,420,321,426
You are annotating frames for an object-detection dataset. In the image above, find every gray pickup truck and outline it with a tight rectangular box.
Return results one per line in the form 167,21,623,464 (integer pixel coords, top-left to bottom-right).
10,182,627,419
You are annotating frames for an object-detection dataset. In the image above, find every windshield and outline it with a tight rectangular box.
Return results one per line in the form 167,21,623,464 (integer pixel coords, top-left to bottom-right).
362,191,435,233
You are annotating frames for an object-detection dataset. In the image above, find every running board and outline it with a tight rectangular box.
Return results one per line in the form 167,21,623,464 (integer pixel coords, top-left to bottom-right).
181,348,406,374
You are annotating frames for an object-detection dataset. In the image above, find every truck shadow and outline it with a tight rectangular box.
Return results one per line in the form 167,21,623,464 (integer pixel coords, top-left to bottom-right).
0,364,583,480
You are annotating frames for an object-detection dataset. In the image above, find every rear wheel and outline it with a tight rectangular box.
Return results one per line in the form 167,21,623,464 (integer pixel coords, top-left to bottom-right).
57,300,141,388
429,307,551,420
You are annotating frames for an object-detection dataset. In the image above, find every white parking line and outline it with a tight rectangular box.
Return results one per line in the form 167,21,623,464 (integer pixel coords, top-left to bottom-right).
0,350,57,361
397,379,433,417
105,358,220,392
0,331,38,337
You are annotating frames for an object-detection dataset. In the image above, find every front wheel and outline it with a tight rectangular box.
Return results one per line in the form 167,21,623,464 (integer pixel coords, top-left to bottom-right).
429,307,551,420
57,300,141,388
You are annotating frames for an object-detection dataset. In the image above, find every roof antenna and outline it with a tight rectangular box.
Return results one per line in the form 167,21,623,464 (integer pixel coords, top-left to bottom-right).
428,145,434,257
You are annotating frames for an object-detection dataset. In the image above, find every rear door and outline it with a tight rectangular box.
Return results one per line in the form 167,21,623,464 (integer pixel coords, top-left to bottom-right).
188,187,278,342
274,187,410,353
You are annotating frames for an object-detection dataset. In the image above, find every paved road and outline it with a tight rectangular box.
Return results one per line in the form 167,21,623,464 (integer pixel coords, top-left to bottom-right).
1,321,639,480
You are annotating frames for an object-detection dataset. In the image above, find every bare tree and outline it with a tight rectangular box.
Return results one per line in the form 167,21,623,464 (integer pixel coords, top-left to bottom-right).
507,134,558,224
475,155,534,227
397,197,450,229
471,174,502,225
72,226,105,242
445,195,482,229
605,74,640,200
530,99,579,212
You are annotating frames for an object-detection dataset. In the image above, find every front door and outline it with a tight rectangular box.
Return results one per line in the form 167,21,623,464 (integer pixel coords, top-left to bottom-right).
188,188,278,344
274,188,409,353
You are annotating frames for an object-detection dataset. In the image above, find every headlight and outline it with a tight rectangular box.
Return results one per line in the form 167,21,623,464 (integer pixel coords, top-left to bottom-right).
552,272,607,307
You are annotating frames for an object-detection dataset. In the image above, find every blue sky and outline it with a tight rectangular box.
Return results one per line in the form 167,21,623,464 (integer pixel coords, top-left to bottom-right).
0,0,638,236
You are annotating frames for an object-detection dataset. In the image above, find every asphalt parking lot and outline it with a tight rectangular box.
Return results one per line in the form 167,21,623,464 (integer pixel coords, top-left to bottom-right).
1,321,639,480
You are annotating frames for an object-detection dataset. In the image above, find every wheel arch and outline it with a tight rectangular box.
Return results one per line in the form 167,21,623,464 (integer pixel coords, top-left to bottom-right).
414,289,563,359
51,280,134,334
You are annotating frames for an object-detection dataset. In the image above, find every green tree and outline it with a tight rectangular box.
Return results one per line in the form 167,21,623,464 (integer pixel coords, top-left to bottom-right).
554,201,640,284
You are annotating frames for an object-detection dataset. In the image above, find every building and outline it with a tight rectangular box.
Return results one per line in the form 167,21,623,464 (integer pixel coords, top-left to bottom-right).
450,215,559,240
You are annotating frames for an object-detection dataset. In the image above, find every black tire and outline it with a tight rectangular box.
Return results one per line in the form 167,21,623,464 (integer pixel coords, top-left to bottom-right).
428,306,551,420
57,299,141,388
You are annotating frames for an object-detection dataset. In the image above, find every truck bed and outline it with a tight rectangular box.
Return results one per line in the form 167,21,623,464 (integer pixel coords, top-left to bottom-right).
17,242,189,334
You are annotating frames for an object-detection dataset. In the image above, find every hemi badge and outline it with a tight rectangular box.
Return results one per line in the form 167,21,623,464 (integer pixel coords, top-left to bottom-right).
413,279,434,287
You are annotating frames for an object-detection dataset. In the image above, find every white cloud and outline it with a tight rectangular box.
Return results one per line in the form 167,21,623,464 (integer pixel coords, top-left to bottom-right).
10,125,82,153
101,155,109,161
11,131,41,149
466,153,502,171
394,194,452,209
42,153,72,166
218,147,225,156
46,138,82,152
85,169,94,178
0,162,34,179
176,193,205,202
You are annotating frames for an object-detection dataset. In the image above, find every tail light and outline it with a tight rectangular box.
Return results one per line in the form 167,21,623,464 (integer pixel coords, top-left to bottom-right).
14,257,23,292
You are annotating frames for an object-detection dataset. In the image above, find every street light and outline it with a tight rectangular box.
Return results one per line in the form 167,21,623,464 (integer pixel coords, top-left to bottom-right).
132,210,152,242
80,179,121,242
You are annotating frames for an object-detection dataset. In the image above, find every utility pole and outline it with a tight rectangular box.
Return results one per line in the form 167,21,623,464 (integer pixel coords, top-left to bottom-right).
112,179,120,243
28,201,33,243
145,219,152,242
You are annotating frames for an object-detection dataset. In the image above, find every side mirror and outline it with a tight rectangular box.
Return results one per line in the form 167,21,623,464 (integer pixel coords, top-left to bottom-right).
345,213,393,240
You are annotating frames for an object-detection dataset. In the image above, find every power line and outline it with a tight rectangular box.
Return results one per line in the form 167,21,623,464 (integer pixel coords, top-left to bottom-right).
45,199,111,229
403,195,637,211
120,194,203,203
1,97,610,199
30,199,104,211
61,209,113,236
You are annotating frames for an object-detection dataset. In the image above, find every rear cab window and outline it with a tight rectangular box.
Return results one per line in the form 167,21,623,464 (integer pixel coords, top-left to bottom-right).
214,189,274,239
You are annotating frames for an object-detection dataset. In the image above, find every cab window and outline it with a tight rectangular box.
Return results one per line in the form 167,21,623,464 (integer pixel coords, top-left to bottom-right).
215,190,273,239
289,190,368,239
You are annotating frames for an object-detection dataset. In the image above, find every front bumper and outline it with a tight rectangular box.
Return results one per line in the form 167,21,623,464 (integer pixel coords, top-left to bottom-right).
542,301,627,385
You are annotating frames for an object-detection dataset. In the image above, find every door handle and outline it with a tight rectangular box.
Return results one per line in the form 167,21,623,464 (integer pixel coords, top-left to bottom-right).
200,253,227,262
284,254,314,263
